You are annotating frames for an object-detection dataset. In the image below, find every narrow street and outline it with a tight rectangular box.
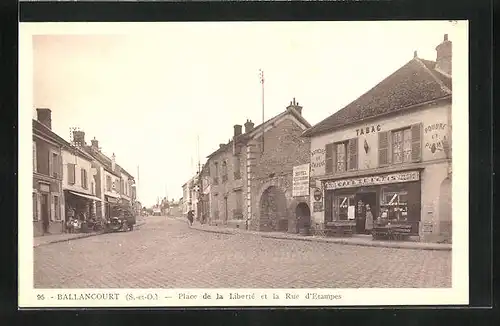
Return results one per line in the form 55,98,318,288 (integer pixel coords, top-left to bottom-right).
34,216,451,289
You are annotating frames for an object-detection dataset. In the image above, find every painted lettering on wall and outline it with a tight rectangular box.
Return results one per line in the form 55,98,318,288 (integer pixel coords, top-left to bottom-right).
310,148,326,169
424,123,448,154
356,124,381,136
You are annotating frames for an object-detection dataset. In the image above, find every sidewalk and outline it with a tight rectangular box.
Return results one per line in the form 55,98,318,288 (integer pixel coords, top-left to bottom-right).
184,219,452,251
33,220,146,248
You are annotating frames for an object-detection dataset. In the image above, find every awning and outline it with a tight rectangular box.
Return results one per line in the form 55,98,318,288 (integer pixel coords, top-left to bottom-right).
69,191,102,202
105,192,120,199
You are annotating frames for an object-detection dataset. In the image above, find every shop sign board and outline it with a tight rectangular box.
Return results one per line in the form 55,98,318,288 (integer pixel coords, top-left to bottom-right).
325,171,420,190
293,163,310,197
313,188,322,201
313,202,323,212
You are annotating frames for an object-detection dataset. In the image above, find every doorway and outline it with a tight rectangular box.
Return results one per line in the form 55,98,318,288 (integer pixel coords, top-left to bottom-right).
295,202,311,233
41,193,49,234
355,192,377,234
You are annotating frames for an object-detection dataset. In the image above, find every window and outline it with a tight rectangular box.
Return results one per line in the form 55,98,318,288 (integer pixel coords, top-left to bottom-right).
336,142,347,172
222,161,228,182
106,176,112,191
325,139,358,174
81,169,88,189
121,180,124,194
33,193,38,221
392,128,412,164
51,153,60,178
53,196,60,221
380,189,409,221
234,155,241,179
333,195,355,221
91,181,95,195
68,164,76,184
33,141,37,172
233,189,243,219
213,162,219,185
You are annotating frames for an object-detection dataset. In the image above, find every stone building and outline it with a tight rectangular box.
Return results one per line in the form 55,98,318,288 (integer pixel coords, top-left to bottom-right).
206,99,312,232
302,34,452,242
32,109,66,236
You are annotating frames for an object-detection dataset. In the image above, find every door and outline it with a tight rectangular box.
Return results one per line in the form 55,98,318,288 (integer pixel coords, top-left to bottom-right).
41,193,49,233
355,192,377,234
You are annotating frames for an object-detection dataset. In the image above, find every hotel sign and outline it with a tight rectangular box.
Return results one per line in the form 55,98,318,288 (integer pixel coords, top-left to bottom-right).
325,171,420,190
293,163,310,197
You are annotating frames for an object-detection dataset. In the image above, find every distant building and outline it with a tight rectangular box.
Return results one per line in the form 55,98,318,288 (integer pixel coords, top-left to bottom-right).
33,109,66,236
302,34,452,242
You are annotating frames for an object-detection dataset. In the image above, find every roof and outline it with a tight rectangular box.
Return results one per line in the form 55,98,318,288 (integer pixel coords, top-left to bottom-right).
33,119,71,148
207,106,311,159
302,57,452,137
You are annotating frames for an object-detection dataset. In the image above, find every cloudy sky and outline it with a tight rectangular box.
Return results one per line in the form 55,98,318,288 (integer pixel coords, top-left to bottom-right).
29,21,461,206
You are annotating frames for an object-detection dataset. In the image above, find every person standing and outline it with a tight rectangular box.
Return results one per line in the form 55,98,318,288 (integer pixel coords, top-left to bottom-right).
365,204,374,234
187,210,194,226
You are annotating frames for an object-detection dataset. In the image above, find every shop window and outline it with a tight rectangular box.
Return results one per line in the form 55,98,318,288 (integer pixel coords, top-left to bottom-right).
334,195,355,221
380,189,409,221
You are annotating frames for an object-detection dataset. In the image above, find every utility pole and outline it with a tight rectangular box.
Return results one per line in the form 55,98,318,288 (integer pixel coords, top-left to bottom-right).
259,69,265,153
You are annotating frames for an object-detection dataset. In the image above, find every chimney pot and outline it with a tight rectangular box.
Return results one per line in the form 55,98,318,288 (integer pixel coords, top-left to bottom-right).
36,108,52,130
444,34,448,41
435,34,452,76
244,120,255,133
72,130,86,147
219,143,225,149
91,137,99,150
414,50,418,58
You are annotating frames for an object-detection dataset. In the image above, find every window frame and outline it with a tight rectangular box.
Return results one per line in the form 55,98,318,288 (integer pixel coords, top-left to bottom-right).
391,127,412,164
334,141,348,173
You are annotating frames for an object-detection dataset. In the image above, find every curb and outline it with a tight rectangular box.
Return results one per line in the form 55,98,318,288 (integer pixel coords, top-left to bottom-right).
33,222,147,248
190,226,451,251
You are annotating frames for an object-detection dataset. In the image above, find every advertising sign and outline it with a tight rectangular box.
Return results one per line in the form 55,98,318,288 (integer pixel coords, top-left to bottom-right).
292,164,310,197
325,171,420,190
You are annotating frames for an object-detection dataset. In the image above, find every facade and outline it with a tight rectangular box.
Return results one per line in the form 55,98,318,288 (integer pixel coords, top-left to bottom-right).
302,34,452,242
32,109,65,236
206,99,311,232
61,135,102,227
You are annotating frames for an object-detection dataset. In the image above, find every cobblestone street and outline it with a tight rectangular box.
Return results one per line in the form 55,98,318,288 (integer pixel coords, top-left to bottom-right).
34,216,451,288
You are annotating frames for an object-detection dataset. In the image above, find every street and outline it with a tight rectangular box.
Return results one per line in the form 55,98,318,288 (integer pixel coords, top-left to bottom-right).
34,216,451,288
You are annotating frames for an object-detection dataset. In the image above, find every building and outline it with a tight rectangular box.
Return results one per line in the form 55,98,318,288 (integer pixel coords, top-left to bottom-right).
61,132,102,227
206,99,311,232
32,109,66,236
81,134,135,219
302,34,452,242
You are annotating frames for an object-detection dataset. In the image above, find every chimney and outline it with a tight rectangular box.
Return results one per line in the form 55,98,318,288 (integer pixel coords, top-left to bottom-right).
111,153,116,171
72,130,86,147
286,97,303,115
219,143,225,149
36,108,52,130
233,124,242,137
435,33,452,76
91,137,99,150
244,119,255,133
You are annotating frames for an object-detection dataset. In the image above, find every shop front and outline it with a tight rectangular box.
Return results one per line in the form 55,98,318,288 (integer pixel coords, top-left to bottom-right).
64,190,101,229
323,170,422,236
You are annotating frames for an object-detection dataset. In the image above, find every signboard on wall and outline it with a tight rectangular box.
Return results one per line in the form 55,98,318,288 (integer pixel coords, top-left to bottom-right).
293,164,310,197
325,171,420,190
313,202,323,212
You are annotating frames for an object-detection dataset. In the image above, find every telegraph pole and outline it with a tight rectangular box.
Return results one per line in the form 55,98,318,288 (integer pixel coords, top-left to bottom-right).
259,69,265,152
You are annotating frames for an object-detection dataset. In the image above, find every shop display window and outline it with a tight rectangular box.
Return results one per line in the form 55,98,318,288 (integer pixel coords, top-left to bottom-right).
379,189,408,221
333,195,355,221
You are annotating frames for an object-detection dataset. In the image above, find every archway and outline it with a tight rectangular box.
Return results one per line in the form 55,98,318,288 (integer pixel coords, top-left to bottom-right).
439,177,452,238
259,186,288,232
295,202,311,233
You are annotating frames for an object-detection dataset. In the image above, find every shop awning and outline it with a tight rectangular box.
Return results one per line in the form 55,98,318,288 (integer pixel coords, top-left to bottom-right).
69,191,102,202
105,192,120,199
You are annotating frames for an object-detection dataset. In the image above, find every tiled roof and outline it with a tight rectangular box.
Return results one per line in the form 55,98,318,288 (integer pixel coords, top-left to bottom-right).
33,119,71,147
302,57,452,137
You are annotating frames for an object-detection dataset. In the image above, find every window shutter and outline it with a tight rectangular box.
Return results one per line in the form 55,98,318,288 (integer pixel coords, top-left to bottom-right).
411,123,422,162
324,190,333,223
49,153,53,177
325,143,334,174
378,131,389,166
348,138,358,170
50,195,55,221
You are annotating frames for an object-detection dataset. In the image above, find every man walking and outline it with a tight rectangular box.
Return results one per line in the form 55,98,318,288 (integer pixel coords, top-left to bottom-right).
187,210,194,226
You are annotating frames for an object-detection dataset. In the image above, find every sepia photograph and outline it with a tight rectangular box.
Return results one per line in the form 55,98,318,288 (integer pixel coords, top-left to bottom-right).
19,20,469,307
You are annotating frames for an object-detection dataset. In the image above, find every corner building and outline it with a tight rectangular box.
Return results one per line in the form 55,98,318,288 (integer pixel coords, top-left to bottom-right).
302,34,453,243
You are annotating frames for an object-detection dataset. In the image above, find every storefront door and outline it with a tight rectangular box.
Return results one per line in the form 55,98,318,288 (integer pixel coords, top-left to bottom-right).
41,193,49,233
355,192,377,234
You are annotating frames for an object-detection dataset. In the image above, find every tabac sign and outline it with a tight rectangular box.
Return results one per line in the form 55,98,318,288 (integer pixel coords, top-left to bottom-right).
292,163,310,197
325,171,420,190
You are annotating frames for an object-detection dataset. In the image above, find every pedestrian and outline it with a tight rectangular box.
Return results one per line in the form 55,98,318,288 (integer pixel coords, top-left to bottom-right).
365,204,374,234
187,210,194,226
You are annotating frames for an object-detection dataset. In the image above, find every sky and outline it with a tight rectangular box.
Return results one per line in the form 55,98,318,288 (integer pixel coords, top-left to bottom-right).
31,21,461,207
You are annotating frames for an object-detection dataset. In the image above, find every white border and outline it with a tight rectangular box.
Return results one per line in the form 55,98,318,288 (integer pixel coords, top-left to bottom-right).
19,21,469,308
